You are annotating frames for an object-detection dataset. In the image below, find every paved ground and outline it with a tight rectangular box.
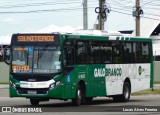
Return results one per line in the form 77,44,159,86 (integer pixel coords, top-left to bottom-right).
0,84,160,114
0,94,160,114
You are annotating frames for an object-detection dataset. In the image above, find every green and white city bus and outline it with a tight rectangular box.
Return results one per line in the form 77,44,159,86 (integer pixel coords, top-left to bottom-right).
5,31,154,106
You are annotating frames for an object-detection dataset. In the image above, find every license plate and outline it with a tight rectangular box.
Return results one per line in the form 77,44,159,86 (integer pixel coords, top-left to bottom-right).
27,90,37,94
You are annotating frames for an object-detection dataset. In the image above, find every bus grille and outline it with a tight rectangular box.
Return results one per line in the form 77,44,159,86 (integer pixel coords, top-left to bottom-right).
17,88,49,94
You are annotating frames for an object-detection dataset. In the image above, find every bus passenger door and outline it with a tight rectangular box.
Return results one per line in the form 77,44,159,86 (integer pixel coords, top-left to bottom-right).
63,40,75,98
75,41,89,93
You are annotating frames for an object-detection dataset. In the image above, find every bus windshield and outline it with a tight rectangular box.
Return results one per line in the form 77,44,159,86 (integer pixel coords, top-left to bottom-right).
12,45,61,74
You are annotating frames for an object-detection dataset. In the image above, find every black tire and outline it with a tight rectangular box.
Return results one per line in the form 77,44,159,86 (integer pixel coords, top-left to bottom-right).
121,82,130,102
30,99,39,106
72,84,82,106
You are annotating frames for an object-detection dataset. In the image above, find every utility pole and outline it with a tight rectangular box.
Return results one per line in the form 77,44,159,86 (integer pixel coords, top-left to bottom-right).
83,0,88,30
98,0,106,30
136,0,140,36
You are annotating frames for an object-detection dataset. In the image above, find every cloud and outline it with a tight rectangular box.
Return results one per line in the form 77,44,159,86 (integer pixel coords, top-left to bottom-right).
36,24,76,33
36,24,83,33
0,24,83,44
0,35,11,44
1,18,16,24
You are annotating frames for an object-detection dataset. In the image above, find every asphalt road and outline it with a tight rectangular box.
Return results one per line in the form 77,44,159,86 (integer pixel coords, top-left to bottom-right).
0,88,160,115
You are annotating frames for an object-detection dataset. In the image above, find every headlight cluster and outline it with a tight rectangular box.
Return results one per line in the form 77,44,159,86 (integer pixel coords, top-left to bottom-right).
49,81,60,90
10,80,16,89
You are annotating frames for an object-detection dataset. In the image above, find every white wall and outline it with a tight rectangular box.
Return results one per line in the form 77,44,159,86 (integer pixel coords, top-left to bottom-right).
0,62,9,83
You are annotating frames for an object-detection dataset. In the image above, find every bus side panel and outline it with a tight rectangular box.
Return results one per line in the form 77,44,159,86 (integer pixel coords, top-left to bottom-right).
131,78,150,93
105,64,151,96
63,65,89,99
131,63,151,93
86,64,106,97
64,85,72,99
105,64,123,96
63,70,77,99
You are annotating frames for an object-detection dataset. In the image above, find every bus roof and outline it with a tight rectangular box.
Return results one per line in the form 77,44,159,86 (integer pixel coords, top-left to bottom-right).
72,29,122,36
11,30,152,44
62,30,152,42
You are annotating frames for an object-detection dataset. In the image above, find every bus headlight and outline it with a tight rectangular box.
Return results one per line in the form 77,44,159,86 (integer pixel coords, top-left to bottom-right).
49,81,60,90
10,80,16,89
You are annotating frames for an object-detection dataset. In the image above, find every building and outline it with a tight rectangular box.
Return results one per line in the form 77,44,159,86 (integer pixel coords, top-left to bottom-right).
0,43,10,83
120,16,160,82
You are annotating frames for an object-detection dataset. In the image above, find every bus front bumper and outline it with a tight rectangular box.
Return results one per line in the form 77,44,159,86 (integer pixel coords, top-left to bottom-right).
9,84,65,99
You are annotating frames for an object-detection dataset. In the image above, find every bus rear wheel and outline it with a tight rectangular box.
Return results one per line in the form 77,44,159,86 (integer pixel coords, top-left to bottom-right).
30,99,39,106
121,82,130,102
72,84,82,106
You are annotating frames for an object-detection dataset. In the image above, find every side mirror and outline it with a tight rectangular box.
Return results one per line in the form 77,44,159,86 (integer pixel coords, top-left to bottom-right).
3,46,10,65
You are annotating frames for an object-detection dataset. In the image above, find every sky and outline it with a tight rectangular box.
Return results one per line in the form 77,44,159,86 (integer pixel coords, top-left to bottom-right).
0,0,160,43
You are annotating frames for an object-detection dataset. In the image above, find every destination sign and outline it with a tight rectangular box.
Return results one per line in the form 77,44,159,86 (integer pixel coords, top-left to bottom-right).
17,36,54,42
12,65,30,71
11,34,60,45
14,47,28,51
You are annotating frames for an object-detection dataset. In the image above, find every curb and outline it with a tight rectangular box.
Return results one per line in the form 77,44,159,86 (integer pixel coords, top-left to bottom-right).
154,84,160,87
0,84,9,89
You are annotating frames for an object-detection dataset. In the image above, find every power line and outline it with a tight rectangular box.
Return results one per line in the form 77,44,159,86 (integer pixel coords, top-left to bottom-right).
0,2,159,22
111,9,160,21
0,6,96,14
0,0,98,9
0,0,159,25
108,0,133,9
111,9,131,16
0,1,83,9
111,5,160,18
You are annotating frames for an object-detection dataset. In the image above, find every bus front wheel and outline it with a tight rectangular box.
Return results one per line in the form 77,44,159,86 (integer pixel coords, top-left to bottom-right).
30,99,39,106
72,84,82,106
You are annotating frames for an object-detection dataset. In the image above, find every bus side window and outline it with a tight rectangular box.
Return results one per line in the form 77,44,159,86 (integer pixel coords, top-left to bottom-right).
90,41,101,64
76,41,89,64
64,48,74,66
142,42,150,63
64,40,75,66
112,42,122,64
136,42,143,63
122,43,132,63
133,43,136,63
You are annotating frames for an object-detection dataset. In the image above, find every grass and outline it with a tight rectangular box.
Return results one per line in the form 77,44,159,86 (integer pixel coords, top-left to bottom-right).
131,89,160,96
0,82,9,84
154,81,160,84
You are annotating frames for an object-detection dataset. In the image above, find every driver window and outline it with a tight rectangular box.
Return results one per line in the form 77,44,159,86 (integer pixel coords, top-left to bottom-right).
64,40,75,66
64,48,74,66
